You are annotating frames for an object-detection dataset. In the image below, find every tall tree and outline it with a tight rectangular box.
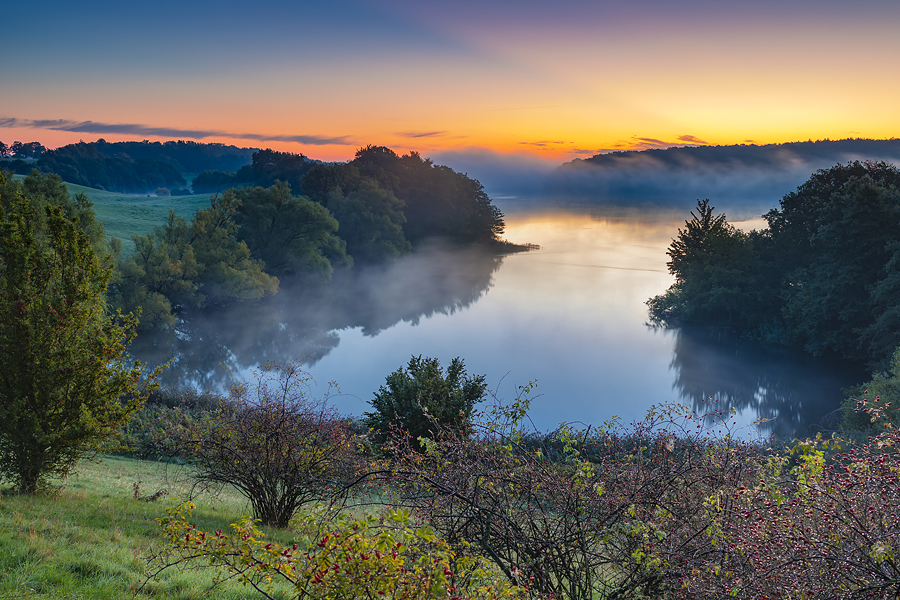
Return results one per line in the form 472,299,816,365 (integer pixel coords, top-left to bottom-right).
0,172,153,493
110,190,278,330
648,199,772,328
233,182,349,278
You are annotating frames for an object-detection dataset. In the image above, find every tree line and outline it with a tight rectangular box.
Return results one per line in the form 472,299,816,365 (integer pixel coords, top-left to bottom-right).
648,160,900,371
109,145,517,330
0,139,260,193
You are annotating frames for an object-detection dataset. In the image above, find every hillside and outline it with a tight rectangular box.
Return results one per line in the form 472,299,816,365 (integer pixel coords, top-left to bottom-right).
547,138,900,214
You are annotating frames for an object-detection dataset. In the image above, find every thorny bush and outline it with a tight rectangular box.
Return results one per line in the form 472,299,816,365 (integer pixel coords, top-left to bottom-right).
357,388,769,599
146,502,530,600
173,362,356,527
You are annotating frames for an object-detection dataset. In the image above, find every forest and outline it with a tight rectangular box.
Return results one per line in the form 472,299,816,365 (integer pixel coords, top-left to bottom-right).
647,160,900,373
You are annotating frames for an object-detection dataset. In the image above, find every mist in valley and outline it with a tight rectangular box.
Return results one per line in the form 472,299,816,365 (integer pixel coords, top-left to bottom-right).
128,242,503,392
126,201,868,439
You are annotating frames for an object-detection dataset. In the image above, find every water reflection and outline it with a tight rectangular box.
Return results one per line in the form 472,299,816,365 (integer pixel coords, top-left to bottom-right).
128,243,503,389
669,327,867,439
126,207,869,438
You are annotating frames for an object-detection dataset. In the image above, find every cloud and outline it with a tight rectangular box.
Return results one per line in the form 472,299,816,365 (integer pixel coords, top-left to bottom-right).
676,134,708,145
632,137,671,149
0,117,350,146
518,140,571,148
397,130,446,138
597,135,712,153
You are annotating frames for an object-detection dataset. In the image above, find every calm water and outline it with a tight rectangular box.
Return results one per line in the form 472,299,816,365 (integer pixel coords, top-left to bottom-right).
130,205,865,439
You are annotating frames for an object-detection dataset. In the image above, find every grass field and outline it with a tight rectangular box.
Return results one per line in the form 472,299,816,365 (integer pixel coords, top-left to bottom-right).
11,174,213,255
64,183,214,255
0,456,298,599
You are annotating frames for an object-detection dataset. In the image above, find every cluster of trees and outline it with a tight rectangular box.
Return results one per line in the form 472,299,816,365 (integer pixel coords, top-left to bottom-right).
91,139,255,173
195,146,506,249
109,189,282,330
193,148,319,193
34,142,188,193
1,139,259,191
648,161,900,369
0,140,47,159
111,146,514,329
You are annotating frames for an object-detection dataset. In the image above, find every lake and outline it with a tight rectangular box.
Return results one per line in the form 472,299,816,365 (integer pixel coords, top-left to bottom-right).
129,203,866,439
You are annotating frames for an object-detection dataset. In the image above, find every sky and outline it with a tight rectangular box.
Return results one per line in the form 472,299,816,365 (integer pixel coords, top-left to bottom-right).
3,0,900,166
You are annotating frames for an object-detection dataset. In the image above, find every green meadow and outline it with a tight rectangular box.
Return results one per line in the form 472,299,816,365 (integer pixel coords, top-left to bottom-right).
63,183,213,255
0,456,298,599
12,174,213,254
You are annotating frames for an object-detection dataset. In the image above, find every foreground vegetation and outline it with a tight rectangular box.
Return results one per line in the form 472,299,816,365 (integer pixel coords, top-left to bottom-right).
0,455,295,599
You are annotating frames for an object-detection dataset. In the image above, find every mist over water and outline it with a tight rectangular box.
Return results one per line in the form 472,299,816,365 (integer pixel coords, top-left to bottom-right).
127,202,866,439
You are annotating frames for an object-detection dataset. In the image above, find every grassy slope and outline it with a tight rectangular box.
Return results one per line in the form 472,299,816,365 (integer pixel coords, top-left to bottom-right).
0,456,296,599
11,174,213,255
63,183,213,255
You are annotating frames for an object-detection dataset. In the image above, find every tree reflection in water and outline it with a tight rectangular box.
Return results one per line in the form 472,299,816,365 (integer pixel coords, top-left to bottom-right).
669,327,867,439
127,243,504,391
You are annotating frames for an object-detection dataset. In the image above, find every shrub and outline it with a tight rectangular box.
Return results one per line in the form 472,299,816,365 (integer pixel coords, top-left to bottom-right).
364,355,487,451
172,363,354,527
372,395,766,599
111,387,227,459
148,503,529,600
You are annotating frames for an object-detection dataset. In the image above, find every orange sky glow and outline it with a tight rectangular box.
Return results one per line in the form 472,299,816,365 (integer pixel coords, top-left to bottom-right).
3,0,899,165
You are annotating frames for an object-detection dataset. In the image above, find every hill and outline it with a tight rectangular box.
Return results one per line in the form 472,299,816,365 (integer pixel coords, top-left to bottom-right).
547,138,900,215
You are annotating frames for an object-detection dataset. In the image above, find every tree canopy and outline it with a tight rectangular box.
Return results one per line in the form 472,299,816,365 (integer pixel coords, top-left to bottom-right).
648,161,900,367
233,181,349,278
0,171,153,493
109,190,278,330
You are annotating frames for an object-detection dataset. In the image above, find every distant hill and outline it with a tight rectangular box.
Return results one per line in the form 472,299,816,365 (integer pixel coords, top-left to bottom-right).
547,138,900,215
92,139,257,173
1,140,258,194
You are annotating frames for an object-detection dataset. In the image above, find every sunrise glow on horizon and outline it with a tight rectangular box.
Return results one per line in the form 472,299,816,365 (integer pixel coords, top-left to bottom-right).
3,0,899,165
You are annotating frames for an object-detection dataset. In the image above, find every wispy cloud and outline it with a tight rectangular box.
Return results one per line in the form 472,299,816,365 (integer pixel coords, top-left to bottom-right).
0,117,350,146
518,140,571,148
397,130,446,138
632,137,671,149
676,134,708,145
599,135,713,153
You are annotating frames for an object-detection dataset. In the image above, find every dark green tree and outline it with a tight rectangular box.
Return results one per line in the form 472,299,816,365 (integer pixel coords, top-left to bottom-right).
110,190,278,330
325,178,410,263
766,161,900,362
648,200,772,328
0,172,153,494
364,356,487,451
233,182,349,278
303,146,508,248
